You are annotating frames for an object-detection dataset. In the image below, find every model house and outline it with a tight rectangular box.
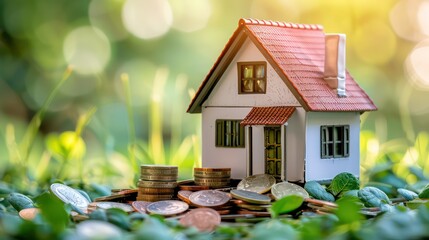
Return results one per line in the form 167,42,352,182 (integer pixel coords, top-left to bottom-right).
187,18,377,183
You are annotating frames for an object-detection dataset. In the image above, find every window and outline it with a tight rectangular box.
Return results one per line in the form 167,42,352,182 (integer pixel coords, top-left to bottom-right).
321,125,349,158
238,62,267,94
216,120,245,148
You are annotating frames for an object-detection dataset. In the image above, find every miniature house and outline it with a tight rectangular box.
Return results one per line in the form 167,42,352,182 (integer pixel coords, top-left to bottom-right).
187,18,377,183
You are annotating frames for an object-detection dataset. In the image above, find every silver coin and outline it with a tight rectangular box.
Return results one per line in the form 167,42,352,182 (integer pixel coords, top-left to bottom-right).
271,181,309,200
94,202,134,213
230,189,271,204
146,200,189,216
50,183,90,212
189,190,231,207
237,174,276,194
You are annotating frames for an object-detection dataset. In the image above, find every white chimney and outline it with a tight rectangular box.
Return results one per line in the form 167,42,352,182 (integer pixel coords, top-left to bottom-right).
324,34,346,97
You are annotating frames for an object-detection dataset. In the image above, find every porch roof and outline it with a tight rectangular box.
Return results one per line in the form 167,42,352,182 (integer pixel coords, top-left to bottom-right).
241,106,295,126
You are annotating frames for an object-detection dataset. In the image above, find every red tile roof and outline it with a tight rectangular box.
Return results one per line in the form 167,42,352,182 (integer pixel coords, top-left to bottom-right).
187,18,377,113
241,106,295,126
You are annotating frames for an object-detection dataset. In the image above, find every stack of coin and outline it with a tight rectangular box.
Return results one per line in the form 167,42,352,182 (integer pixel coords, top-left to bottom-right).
137,165,178,202
194,168,231,188
230,189,272,215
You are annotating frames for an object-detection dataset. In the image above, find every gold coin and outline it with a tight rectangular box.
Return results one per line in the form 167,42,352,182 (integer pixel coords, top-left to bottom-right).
194,168,231,172
140,175,177,182
230,189,271,205
189,190,231,207
146,200,189,216
19,208,40,220
138,180,177,189
141,165,178,171
271,182,309,200
237,174,276,194
139,187,175,194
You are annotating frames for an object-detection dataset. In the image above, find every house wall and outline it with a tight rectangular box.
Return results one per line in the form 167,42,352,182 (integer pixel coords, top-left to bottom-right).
201,107,251,179
203,38,300,108
286,107,306,182
305,112,361,182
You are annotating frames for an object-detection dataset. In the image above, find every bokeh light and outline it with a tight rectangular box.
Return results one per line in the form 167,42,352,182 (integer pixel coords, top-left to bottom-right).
170,0,212,33
122,0,172,39
406,40,429,90
89,0,128,41
63,26,111,75
418,1,429,36
390,0,426,42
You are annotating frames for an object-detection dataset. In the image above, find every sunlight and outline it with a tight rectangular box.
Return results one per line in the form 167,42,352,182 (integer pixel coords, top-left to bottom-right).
122,0,172,39
170,0,212,33
63,26,111,75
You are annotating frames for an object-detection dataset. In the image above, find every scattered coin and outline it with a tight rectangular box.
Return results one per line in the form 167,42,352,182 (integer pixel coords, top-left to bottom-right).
179,208,221,232
230,189,271,205
177,190,193,204
50,183,90,213
236,203,270,211
237,174,276,194
146,200,189,216
271,182,309,200
90,202,134,213
132,201,151,214
18,208,40,220
189,190,231,208
304,198,338,208
179,184,210,191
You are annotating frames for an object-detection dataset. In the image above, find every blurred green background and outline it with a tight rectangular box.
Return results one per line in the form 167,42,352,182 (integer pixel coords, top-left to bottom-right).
1,0,428,189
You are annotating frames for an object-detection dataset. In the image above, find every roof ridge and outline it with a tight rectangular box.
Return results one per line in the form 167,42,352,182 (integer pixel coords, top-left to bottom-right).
239,18,323,31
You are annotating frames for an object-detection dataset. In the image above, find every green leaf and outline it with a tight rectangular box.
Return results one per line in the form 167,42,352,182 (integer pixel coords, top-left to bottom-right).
418,184,429,199
328,172,360,197
269,195,303,218
335,196,364,224
358,186,391,208
398,188,418,201
250,219,297,240
35,192,69,235
304,181,335,202
7,193,34,211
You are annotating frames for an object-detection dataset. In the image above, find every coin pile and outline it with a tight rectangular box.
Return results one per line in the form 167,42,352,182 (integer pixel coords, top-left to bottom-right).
230,189,272,216
137,165,178,202
194,168,231,188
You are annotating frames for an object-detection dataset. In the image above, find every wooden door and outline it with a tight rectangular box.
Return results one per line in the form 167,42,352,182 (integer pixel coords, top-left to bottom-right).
264,127,282,178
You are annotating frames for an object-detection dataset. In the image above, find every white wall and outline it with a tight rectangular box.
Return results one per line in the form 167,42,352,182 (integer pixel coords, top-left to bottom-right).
286,107,306,182
201,107,251,179
305,112,361,182
203,38,299,108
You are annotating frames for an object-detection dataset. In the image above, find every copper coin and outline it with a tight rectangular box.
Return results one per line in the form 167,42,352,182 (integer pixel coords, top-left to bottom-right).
115,189,138,195
304,198,338,208
139,187,175,194
131,201,151,214
19,208,40,220
136,194,174,202
179,208,221,232
189,190,231,208
146,200,189,216
179,185,210,191
177,190,193,204
138,180,177,189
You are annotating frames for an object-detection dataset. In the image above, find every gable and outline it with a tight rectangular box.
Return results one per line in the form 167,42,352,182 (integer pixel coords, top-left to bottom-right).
187,18,377,113
203,38,300,108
